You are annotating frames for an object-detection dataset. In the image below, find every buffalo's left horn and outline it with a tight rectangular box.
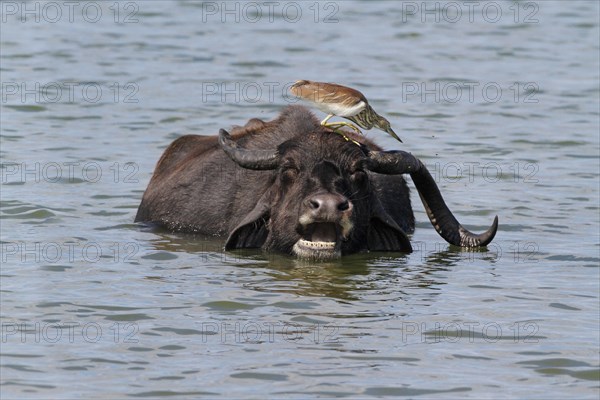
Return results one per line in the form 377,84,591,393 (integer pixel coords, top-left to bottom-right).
219,129,280,170
366,150,421,174
367,149,498,248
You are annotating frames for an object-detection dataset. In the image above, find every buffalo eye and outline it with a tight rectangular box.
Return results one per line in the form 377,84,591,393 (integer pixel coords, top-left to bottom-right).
280,166,299,183
350,170,367,185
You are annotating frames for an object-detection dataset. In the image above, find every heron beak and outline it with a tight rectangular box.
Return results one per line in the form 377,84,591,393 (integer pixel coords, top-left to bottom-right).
386,126,403,143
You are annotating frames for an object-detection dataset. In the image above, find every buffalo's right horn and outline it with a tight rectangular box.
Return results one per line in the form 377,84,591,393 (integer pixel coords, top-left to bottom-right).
219,129,280,170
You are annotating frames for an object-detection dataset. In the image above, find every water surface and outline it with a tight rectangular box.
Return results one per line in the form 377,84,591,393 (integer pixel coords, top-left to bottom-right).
1,1,599,398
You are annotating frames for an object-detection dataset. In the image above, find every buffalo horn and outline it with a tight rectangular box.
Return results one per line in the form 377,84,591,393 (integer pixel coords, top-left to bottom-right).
219,129,280,170
366,149,498,247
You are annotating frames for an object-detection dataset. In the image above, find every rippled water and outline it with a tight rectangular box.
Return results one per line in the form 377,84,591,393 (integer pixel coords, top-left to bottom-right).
1,1,599,398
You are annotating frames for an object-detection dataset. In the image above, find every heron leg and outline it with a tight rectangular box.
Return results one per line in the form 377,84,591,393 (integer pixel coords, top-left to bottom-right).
320,115,362,134
320,116,362,146
326,129,361,147
341,132,362,147
322,121,362,134
320,114,334,125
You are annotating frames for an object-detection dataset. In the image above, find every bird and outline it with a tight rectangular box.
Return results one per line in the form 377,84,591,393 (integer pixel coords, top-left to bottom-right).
289,80,403,143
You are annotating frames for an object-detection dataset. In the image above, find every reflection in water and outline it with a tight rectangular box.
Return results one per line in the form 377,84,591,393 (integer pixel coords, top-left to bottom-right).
144,228,476,302
144,227,228,255
422,246,501,267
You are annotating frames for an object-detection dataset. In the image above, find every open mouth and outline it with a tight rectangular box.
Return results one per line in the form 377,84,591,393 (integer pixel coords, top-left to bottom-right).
293,222,341,260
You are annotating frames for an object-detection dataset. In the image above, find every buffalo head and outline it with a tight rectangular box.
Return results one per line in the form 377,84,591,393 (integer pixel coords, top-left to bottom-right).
218,124,497,260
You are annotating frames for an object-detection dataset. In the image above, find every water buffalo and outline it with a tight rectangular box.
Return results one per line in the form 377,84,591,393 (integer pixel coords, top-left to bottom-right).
135,105,498,259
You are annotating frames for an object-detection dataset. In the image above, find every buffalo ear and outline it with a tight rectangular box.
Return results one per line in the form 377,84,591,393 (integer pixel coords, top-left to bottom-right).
368,195,413,253
224,192,270,250
225,219,268,250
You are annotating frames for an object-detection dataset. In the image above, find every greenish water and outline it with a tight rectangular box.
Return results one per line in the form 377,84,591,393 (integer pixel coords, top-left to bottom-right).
1,1,599,398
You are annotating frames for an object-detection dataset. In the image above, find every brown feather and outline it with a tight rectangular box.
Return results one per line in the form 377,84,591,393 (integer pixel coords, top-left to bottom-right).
291,80,367,107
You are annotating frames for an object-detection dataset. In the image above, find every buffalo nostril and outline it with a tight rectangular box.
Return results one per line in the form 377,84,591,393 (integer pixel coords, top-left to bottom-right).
338,200,350,211
307,194,350,217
